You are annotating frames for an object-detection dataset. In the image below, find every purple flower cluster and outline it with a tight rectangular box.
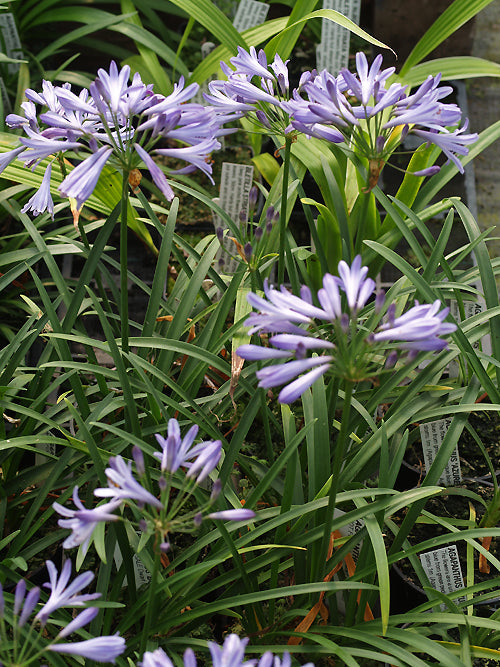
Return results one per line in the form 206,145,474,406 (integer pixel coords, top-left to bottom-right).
282,52,477,177
138,634,314,667
237,256,456,403
0,560,125,664
205,46,296,135
53,418,255,555
3,62,231,218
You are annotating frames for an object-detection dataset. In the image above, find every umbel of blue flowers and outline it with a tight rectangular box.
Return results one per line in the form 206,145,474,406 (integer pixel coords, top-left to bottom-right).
53,418,255,556
282,52,478,187
2,62,233,220
0,559,125,665
237,256,456,403
138,634,315,667
205,45,300,138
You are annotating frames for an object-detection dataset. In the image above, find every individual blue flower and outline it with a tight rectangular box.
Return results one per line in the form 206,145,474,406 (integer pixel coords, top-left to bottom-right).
373,300,456,350
21,163,54,218
59,145,113,208
48,634,126,662
36,559,100,625
95,455,164,509
53,486,122,554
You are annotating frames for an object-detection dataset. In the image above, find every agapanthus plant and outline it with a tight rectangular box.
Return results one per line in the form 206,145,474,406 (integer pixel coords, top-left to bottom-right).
0,559,125,666
283,52,478,188
237,255,456,403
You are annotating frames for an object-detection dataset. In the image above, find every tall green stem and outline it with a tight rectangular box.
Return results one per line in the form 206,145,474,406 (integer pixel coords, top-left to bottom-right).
140,545,161,654
120,173,129,354
278,135,292,285
317,380,354,581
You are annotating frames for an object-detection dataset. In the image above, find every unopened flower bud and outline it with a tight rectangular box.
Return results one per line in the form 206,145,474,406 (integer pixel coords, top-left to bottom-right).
248,185,258,210
216,226,224,242
218,257,225,270
375,135,385,154
255,110,271,129
386,303,396,327
139,519,148,532
132,446,145,476
375,290,385,314
158,476,167,492
410,166,441,177
254,226,263,241
265,205,275,223
340,313,350,332
385,350,398,368
401,124,409,141
194,512,203,528
160,542,170,553
244,242,253,262
210,479,222,503
239,208,247,223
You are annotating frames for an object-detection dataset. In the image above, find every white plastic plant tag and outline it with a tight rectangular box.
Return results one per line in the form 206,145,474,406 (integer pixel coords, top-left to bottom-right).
214,162,254,273
316,0,361,74
0,14,23,74
419,545,466,609
114,539,152,589
448,297,492,378
233,0,269,32
333,507,364,561
35,442,56,467
419,418,462,486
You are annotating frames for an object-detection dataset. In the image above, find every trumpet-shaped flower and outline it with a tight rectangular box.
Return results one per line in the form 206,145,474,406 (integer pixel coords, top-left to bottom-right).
53,486,122,553
48,635,126,662
36,559,100,625
95,455,164,509
154,418,222,483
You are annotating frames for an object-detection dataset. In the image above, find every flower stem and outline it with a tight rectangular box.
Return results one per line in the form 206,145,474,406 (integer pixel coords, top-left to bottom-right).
140,544,162,655
120,173,129,354
317,380,354,581
278,135,292,285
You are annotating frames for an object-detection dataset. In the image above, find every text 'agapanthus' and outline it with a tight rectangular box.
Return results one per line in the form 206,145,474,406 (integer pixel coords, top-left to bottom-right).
237,256,456,403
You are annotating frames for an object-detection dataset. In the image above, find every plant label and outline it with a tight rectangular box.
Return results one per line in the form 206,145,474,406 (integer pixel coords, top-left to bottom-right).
0,13,23,74
333,508,364,561
420,418,462,486
448,297,492,378
233,0,269,32
214,162,254,273
114,539,152,589
419,545,466,609
316,0,361,74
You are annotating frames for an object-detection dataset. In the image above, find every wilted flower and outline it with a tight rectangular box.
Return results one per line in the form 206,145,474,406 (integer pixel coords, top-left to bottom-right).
238,256,456,402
